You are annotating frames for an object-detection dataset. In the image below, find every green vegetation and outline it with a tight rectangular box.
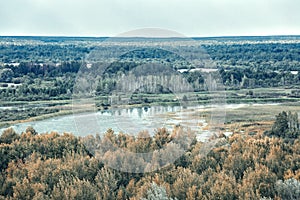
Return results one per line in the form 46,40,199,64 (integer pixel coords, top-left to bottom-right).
0,36,300,125
266,111,300,140
0,108,59,122
1,36,300,103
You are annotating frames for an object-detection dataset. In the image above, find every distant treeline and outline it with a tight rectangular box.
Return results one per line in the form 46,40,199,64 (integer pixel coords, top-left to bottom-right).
0,37,299,101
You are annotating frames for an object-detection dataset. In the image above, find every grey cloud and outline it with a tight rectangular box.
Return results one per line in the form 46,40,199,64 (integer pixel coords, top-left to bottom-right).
0,0,299,36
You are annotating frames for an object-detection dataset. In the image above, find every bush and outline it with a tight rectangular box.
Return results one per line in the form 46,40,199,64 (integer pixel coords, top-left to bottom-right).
276,178,300,200
0,128,19,144
0,83,8,87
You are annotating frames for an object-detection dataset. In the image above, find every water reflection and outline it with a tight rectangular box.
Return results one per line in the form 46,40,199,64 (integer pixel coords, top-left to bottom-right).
2,105,206,136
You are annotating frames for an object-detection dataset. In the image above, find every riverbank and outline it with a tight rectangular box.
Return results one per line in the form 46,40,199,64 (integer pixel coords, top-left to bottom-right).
1,86,300,132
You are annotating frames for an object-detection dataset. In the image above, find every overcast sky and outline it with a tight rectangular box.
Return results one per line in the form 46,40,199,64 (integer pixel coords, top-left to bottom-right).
0,0,299,37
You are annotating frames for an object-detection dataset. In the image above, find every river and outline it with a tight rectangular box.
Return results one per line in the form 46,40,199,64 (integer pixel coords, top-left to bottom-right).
1,104,219,136
1,103,281,140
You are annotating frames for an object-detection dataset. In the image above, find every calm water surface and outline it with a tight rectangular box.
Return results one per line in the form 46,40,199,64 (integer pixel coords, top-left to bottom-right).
2,103,279,140
2,105,210,136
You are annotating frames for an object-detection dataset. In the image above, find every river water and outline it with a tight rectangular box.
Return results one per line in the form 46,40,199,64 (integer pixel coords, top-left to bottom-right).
2,103,279,140
2,105,212,136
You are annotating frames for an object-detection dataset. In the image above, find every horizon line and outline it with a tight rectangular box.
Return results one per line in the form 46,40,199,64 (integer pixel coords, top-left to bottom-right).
1,34,300,39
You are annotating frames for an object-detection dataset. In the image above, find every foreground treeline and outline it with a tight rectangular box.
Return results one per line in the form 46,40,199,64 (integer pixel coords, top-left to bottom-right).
0,115,300,199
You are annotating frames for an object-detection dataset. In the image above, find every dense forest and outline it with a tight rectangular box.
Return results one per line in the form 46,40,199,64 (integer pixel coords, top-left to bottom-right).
0,36,300,102
0,37,300,95
1,58,300,101
0,36,300,199
0,111,299,199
